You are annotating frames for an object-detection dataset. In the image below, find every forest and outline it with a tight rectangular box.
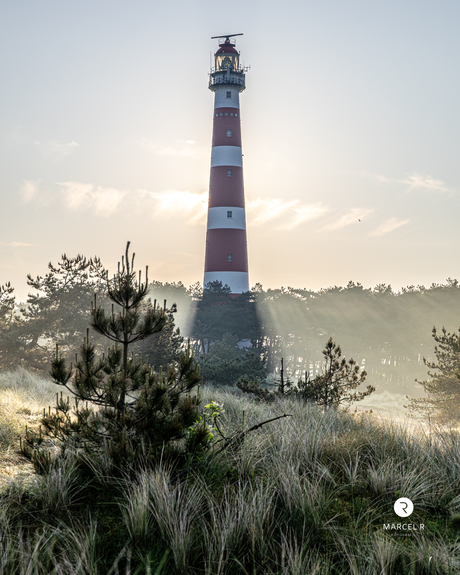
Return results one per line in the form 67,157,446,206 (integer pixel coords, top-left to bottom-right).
2,251,460,398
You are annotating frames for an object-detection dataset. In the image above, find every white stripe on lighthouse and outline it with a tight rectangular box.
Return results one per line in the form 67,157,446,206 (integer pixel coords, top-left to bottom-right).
211,146,242,167
204,271,249,294
214,89,240,109
207,207,246,230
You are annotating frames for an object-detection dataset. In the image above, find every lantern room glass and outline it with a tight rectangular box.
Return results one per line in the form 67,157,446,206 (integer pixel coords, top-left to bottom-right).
216,52,239,71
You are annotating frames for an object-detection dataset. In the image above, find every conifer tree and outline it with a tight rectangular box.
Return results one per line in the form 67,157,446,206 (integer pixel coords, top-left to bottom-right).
20,253,108,369
199,333,266,386
406,326,460,423
238,338,374,409
22,242,209,472
191,281,262,352
0,282,16,325
0,282,22,369
132,303,184,371
296,338,374,409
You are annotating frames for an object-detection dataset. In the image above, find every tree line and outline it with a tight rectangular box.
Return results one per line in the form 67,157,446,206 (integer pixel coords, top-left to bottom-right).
2,252,460,398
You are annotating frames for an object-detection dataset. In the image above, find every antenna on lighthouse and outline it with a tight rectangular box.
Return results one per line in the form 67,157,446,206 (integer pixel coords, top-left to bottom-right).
211,33,243,41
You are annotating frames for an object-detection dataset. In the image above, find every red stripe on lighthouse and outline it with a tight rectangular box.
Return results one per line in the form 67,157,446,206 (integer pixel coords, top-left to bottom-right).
212,114,241,147
208,166,244,208
204,228,248,272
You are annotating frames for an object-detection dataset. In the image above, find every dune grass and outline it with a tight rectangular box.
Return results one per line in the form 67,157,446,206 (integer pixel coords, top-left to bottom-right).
1,370,460,573
0,367,67,487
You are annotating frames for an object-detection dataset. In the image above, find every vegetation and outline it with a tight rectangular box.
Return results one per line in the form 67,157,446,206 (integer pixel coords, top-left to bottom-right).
0,282,20,369
294,337,374,409
251,280,460,390
132,302,184,371
189,278,460,394
21,243,209,474
199,332,266,386
2,374,460,573
191,281,261,351
407,326,460,423
4,249,460,570
4,252,460,397
238,338,375,410
0,254,108,371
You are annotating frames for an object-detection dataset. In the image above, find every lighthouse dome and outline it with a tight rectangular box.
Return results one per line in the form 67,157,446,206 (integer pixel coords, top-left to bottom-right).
216,43,239,55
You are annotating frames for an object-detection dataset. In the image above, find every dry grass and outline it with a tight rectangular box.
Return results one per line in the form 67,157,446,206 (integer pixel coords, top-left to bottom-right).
0,367,67,489
2,370,460,573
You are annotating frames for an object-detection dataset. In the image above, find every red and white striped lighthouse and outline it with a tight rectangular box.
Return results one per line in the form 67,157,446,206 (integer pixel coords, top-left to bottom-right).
204,34,249,295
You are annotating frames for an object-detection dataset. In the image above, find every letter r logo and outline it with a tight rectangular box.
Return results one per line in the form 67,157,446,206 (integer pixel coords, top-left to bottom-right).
394,497,414,517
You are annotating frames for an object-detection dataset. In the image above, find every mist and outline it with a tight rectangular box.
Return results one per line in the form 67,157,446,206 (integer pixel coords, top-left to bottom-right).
4,268,458,419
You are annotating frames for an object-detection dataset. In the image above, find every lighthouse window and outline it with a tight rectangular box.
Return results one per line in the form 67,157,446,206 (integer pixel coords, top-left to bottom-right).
225,112,228,116
227,130,232,137
230,113,234,116
235,113,238,117
227,211,233,218
227,254,233,262
226,91,231,98
215,113,218,117
227,169,232,177
219,113,223,116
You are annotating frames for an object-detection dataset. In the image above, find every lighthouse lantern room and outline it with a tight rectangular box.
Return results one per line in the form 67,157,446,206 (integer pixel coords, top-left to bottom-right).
203,34,249,295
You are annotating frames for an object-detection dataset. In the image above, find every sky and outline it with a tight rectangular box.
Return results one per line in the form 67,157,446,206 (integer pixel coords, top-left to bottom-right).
1,0,460,302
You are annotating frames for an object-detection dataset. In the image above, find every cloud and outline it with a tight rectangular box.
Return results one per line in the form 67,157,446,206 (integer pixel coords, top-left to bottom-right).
22,180,207,221
364,171,455,195
20,180,39,203
0,241,35,247
371,217,410,236
139,138,208,158
34,140,79,160
246,197,298,226
246,197,329,229
139,189,208,223
400,174,453,195
322,207,374,231
58,182,128,217
278,203,330,230
21,179,329,230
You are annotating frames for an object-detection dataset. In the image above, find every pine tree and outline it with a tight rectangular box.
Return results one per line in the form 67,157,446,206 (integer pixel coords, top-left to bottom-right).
20,253,108,370
22,243,209,473
199,333,266,386
0,282,22,369
406,326,460,423
296,338,374,409
132,303,184,371
191,281,262,353
237,338,374,409
0,282,15,325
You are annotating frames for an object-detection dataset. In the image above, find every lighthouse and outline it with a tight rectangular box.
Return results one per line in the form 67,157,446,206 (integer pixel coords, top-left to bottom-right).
203,34,249,295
